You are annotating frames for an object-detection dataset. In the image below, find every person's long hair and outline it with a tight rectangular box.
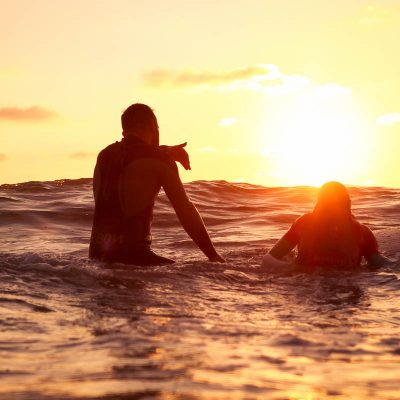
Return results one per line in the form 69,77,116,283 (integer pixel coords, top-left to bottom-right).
297,181,359,268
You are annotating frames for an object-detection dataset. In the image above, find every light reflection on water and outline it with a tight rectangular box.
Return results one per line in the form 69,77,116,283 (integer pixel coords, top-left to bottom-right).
1,263,400,399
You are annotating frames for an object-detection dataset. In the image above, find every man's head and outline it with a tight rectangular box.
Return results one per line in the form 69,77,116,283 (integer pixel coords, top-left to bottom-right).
121,103,159,145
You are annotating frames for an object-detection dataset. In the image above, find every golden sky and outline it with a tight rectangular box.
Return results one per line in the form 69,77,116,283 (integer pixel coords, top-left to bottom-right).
1,0,400,187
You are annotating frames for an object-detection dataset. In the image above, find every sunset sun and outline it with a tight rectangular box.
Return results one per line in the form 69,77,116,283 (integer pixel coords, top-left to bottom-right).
269,92,370,186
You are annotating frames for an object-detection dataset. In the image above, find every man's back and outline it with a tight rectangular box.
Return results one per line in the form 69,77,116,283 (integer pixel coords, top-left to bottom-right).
89,102,224,265
89,136,176,264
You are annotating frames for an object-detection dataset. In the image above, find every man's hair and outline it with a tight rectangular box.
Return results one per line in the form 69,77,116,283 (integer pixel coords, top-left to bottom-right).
121,103,156,132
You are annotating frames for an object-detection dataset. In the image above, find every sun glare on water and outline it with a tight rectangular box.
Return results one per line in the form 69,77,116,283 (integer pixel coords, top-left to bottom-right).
267,92,370,187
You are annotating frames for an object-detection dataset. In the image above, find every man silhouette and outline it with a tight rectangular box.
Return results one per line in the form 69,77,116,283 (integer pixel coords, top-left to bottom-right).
89,103,225,265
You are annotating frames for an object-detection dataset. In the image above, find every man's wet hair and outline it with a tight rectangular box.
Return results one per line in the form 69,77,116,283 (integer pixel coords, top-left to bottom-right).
121,103,156,132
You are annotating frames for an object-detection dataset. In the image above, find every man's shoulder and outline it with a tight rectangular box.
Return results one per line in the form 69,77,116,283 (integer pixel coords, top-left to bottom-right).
96,140,177,170
96,141,122,163
99,141,121,155
125,144,177,169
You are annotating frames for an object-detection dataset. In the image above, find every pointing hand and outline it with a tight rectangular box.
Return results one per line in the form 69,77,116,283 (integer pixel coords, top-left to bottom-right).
165,142,191,170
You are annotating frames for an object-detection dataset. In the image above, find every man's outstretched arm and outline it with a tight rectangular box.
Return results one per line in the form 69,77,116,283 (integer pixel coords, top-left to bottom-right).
161,165,224,262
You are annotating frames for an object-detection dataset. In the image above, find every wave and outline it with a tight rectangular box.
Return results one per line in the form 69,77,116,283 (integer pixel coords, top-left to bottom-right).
0,178,398,229
0,178,400,399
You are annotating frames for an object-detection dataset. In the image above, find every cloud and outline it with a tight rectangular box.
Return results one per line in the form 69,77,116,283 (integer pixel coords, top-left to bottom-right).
218,117,237,127
143,64,281,86
0,154,7,161
70,152,94,159
312,84,352,98
0,106,57,121
142,64,311,95
197,147,217,153
376,113,400,126
141,64,351,98
260,148,272,158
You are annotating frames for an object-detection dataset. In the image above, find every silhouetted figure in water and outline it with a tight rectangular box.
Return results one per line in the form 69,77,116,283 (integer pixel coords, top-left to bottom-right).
263,181,389,272
89,103,225,265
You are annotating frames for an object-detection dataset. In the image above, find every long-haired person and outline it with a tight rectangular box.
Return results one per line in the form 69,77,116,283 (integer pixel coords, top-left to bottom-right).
262,181,388,271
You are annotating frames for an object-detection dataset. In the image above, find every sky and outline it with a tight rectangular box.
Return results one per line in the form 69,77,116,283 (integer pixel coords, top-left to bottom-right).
1,0,400,187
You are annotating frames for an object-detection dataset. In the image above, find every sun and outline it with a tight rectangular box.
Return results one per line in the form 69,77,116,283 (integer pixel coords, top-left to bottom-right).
267,92,370,186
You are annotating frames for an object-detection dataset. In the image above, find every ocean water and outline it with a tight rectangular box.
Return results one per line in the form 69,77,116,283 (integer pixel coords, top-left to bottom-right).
0,179,399,400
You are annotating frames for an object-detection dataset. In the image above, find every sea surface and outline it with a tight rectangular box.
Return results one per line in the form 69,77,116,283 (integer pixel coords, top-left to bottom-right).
0,179,399,400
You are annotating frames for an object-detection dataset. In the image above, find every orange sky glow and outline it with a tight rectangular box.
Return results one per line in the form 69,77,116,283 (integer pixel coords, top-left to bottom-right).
1,0,400,187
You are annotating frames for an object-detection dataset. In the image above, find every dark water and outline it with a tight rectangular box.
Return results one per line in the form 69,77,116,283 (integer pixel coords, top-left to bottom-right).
0,179,399,399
